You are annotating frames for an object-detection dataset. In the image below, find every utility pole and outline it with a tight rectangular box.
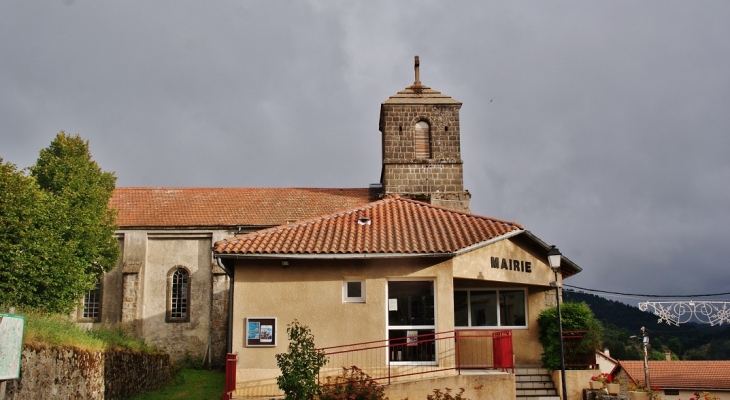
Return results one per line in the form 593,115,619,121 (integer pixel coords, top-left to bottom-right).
641,326,650,389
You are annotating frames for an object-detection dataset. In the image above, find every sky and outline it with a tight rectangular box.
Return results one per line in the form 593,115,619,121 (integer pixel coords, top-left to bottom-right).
1,1,729,309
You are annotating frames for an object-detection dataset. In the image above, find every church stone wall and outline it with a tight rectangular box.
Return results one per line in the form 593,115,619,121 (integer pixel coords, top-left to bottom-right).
382,163,464,194
381,104,462,163
2,345,170,400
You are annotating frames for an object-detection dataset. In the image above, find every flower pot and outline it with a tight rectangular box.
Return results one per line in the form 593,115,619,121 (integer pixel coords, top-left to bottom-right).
589,381,603,390
606,383,620,395
629,392,649,400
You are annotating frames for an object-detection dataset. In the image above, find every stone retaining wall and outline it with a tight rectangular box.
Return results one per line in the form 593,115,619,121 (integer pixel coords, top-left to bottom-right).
2,345,170,400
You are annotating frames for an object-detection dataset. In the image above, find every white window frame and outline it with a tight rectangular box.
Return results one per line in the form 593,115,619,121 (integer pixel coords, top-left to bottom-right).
454,288,528,330
386,278,438,366
342,279,365,303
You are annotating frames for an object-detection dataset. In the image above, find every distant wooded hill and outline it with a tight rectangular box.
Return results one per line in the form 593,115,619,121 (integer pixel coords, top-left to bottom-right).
563,290,730,360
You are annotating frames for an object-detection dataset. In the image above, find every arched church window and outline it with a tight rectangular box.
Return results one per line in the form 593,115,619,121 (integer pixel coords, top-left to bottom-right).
167,267,190,322
415,121,431,159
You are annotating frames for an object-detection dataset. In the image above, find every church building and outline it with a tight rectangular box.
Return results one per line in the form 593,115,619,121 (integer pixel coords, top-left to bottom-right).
85,57,581,398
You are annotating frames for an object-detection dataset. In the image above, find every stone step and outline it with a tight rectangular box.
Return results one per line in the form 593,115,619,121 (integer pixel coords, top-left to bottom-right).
516,374,553,382
516,397,560,400
515,367,552,376
516,388,558,397
517,380,557,390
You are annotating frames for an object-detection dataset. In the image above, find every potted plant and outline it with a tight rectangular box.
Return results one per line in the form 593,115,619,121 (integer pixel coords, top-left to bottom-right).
606,375,621,395
628,383,657,400
590,373,611,390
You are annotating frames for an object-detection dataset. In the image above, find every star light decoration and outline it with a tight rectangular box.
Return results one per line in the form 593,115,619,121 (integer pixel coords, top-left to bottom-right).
639,301,730,326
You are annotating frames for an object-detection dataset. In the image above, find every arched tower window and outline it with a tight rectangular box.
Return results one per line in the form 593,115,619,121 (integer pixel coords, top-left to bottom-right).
167,267,190,322
415,121,431,159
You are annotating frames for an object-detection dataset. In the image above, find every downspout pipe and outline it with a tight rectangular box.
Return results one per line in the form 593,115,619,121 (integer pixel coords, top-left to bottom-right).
216,256,234,354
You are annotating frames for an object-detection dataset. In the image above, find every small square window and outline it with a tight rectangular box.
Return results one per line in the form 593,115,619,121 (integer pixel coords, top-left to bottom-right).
343,280,365,303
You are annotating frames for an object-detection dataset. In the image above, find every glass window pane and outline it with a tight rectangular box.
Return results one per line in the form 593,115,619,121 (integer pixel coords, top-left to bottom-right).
83,280,101,320
499,290,526,326
388,329,436,362
388,281,434,326
171,269,189,319
346,281,362,298
453,291,469,327
470,290,497,326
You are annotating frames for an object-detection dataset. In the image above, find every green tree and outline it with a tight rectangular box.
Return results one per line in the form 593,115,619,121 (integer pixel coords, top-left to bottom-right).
666,337,683,356
0,132,119,313
275,320,327,400
0,159,70,309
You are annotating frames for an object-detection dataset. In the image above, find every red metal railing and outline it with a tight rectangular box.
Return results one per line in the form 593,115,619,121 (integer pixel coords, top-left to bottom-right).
317,330,513,385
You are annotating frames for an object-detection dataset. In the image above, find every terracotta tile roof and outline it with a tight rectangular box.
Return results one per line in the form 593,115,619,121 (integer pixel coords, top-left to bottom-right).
213,195,523,256
618,360,730,390
110,187,372,228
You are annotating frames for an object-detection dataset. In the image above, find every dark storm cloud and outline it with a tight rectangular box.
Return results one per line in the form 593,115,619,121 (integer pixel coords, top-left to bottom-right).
1,1,729,304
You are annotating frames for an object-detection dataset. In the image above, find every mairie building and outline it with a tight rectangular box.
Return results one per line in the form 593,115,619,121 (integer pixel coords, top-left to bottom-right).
81,58,582,399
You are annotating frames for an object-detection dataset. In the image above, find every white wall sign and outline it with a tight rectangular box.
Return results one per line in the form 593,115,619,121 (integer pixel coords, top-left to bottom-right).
0,313,25,380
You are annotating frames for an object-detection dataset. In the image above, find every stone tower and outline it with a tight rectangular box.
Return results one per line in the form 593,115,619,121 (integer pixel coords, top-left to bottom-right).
379,56,471,212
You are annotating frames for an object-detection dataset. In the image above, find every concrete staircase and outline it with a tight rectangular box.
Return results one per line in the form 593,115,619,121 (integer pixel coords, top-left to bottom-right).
515,367,560,400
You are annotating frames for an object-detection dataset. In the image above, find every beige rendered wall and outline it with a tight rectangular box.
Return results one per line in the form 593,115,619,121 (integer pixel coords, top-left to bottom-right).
383,372,515,400
231,257,455,397
142,235,213,361
552,370,594,400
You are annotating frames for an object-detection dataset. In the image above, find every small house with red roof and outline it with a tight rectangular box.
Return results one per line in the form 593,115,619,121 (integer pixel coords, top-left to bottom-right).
614,360,730,400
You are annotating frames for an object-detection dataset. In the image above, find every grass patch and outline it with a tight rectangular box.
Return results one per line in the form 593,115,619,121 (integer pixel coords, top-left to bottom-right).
130,368,225,400
21,310,158,353
23,311,104,350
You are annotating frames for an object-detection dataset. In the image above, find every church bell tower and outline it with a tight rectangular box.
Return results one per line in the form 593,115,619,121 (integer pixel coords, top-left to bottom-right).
378,56,471,212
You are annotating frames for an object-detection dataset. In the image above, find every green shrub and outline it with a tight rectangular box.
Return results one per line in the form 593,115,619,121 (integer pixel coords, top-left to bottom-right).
426,388,469,400
318,366,387,400
275,320,327,400
537,301,602,370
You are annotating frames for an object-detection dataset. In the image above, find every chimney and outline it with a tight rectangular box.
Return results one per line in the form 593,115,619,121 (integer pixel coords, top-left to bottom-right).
604,349,610,357
665,351,672,361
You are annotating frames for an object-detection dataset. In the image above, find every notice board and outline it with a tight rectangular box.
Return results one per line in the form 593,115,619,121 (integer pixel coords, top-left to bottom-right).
245,317,277,347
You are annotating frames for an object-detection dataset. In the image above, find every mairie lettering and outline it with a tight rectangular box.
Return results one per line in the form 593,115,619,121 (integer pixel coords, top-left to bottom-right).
490,257,532,273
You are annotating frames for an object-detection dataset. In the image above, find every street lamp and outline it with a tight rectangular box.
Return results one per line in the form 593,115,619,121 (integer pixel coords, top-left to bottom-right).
548,245,568,400
629,330,651,390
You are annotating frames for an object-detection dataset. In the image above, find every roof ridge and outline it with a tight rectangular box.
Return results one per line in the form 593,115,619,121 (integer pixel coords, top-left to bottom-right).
114,186,370,190
387,195,525,229
222,196,397,245
215,195,526,254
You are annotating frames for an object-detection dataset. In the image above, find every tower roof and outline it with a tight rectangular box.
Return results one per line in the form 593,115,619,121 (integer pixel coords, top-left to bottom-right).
382,56,461,105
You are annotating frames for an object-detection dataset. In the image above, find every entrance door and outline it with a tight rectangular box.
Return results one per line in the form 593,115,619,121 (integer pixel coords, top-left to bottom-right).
387,280,436,364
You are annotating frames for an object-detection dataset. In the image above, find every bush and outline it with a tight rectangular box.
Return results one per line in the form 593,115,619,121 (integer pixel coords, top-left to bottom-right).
275,320,327,400
426,388,469,400
537,301,602,370
318,366,387,400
